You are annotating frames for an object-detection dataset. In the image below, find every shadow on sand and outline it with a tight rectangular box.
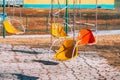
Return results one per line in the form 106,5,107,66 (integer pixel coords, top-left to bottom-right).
32,60,59,65
0,73,39,80
11,50,42,54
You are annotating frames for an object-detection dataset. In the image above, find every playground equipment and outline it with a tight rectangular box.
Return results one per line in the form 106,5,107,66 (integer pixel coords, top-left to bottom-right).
2,0,25,37
72,29,95,56
3,20,24,34
51,23,68,37
54,39,78,60
49,22,79,60
49,0,98,61
49,0,78,60
77,29,95,45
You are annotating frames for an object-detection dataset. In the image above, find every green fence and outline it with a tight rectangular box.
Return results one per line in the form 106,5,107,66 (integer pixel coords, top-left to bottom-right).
68,12,120,30
24,15,49,33
82,13,120,30
1,12,120,35
13,13,120,33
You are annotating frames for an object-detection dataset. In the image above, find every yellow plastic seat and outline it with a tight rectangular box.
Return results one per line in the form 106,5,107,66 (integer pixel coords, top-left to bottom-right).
54,39,78,61
54,29,95,61
50,23,68,48
3,20,23,34
50,23,79,61
51,23,68,37
49,23,68,53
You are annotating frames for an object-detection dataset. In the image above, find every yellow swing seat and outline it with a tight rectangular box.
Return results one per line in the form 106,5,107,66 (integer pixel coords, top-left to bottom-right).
3,20,24,34
50,23,78,61
51,23,68,37
54,39,78,61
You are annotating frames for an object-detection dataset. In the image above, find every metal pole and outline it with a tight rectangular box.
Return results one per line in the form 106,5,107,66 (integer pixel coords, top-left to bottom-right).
73,0,77,41
3,0,6,38
86,14,88,28
26,15,28,32
46,16,49,32
95,0,98,43
0,1,2,7
51,0,54,44
106,13,108,30
79,0,82,29
65,0,69,34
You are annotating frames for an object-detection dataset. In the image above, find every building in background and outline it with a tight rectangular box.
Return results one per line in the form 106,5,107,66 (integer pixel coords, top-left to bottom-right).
0,0,114,9
23,0,114,9
0,0,23,7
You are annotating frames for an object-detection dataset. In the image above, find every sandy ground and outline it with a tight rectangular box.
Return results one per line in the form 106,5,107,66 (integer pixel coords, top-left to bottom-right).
0,8,120,69
0,34,120,69
0,34,120,80
0,7,119,80
0,44,120,80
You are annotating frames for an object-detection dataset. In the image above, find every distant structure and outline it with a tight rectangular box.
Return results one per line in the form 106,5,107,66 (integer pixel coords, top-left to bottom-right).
0,0,23,7
23,0,114,9
0,0,114,9
115,0,120,10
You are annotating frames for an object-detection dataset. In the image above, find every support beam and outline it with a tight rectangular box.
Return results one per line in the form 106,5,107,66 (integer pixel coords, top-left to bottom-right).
65,0,69,34
3,0,6,38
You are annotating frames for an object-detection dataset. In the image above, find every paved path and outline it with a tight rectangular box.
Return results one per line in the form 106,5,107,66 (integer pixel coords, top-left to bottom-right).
0,44,120,80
